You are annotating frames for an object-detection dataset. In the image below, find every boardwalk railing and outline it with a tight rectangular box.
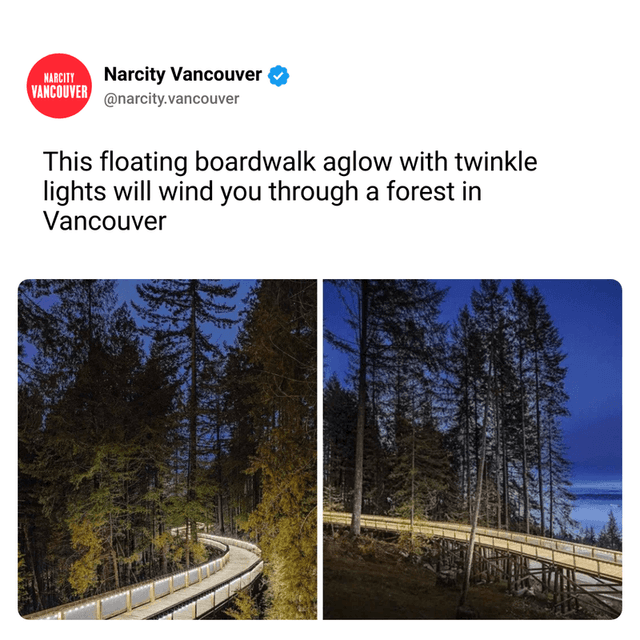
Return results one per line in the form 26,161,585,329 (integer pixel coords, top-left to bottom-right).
324,511,622,583
25,531,262,620
151,557,264,620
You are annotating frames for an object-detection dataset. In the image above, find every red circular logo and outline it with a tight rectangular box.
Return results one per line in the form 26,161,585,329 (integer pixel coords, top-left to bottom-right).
27,54,92,118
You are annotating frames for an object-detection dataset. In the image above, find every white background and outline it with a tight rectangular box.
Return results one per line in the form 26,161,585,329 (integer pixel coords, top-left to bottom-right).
2,0,637,635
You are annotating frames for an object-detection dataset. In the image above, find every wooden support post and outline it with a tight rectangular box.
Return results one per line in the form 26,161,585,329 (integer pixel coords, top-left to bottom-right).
567,569,574,611
489,549,494,582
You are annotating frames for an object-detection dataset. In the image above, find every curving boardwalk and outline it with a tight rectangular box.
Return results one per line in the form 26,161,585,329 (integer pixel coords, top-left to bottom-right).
324,511,621,582
25,533,263,620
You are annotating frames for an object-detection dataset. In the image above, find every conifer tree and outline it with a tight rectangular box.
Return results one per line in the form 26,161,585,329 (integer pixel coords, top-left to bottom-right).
326,280,447,534
526,286,570,537
323,375,357,509
228,590,260,619
236,280,317,619
509,280,534,533
19,281,178,611
448,305,485,521
133,279,239,564
470,280,509,528
598,510,622,551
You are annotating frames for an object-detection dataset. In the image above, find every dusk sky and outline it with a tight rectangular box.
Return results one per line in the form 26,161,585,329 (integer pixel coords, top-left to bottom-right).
323,280,622,487
116,279,256,347
22,279,257,361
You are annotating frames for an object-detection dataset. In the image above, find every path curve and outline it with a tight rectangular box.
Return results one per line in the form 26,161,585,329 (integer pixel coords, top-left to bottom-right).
25,533,263,620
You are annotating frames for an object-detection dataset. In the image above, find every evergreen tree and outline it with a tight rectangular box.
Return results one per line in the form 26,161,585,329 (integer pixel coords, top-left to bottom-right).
388,403,454,524
19,281,178,612
19,280,120,605
470,280,510,529
598,510,622,551
509,280,535,533
325,280,369,535
323,375,357,510
582,524,597,546
227,589,260,619
526,286,570,537
236,280,317,619
133,279,239,564
448,305,485,522
326,279,447,534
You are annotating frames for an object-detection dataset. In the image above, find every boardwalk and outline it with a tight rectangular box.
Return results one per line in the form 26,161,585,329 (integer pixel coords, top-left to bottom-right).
324,511,621,581
25,534,263,620
114,545,261,619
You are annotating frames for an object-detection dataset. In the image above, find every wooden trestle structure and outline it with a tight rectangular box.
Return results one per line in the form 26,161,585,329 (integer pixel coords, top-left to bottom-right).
431,537,621,618
324,511,622,618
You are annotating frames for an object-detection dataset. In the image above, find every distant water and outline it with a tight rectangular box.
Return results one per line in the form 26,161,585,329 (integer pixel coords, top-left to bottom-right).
571,481,622,535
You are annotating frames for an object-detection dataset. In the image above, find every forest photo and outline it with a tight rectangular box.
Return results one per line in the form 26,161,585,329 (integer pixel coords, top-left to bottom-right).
323,280,621,620
18,279,317,620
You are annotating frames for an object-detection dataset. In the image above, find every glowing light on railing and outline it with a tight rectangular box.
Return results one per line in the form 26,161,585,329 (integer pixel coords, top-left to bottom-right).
30,531,261,620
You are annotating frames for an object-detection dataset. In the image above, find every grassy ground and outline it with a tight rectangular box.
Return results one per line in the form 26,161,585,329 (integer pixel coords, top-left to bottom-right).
323,529,593,620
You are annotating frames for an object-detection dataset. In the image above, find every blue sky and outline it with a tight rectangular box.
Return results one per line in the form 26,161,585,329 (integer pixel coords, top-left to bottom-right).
20,279,256,370
323,280,622,487
116,279,255,349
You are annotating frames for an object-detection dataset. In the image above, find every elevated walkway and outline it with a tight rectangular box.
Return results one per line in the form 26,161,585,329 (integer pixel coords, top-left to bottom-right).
25,532,263,620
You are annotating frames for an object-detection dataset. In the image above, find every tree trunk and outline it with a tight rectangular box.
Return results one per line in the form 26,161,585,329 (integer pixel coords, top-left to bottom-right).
22,523,44,610
187,281,198,568
459,366,491,610
534,347,545,537
519,350,530,534
216,407,225,534
351,280,368,536
500,392,509,531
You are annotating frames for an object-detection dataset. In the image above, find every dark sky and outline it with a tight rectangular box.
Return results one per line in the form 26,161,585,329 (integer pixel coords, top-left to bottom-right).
323,280,622,486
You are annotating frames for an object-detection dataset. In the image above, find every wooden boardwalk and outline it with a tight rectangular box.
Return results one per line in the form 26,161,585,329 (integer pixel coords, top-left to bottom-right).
324,511,622,582
113,545,260,619
25,533,263,620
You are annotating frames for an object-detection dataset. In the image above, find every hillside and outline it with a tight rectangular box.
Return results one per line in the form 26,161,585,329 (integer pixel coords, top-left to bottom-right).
323,530,595,620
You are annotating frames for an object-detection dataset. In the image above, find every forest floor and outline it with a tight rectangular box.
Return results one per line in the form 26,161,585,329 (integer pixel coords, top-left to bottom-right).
323,528,597,620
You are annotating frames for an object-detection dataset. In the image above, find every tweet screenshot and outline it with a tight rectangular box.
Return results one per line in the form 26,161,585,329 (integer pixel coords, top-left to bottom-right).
6,0,636,634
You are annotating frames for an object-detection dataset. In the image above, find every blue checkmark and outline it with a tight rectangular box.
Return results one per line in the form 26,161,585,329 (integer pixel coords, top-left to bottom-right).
268,65,289,86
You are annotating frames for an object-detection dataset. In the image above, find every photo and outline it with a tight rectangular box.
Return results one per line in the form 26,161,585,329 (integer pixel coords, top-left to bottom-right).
323,279,621,620
18,279,317,620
